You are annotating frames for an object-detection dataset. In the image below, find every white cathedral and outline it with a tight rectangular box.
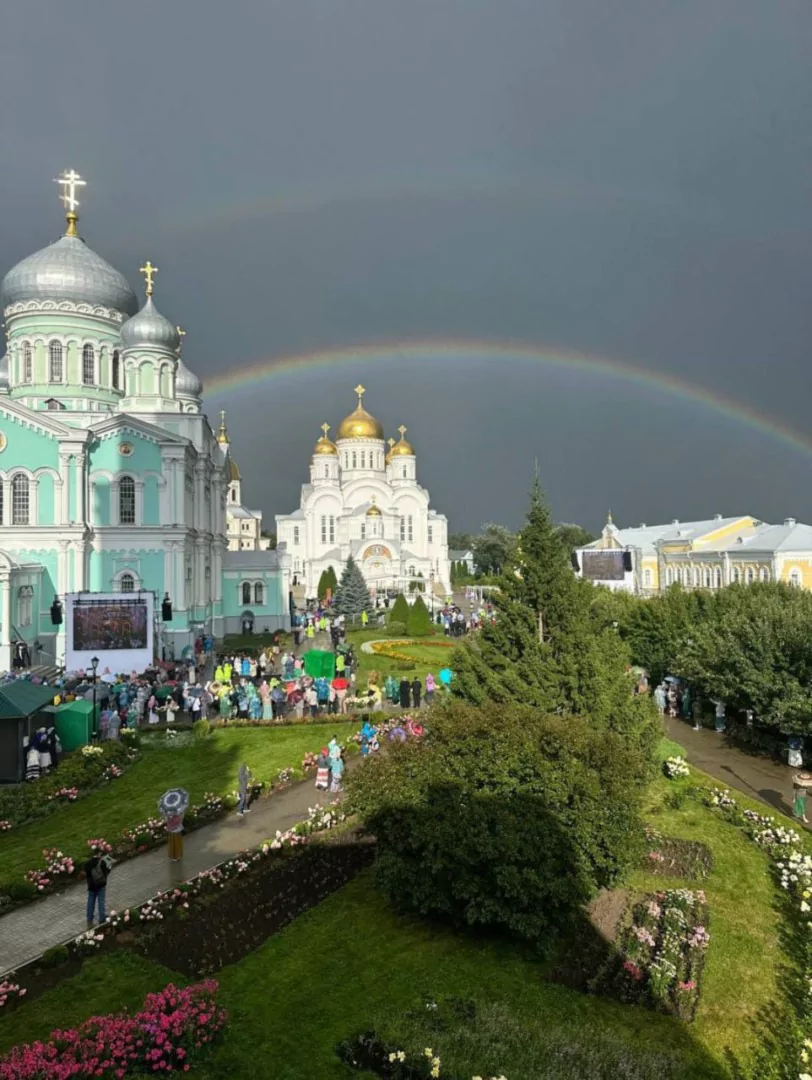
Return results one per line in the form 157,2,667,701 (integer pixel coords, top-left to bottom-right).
275,386,452,600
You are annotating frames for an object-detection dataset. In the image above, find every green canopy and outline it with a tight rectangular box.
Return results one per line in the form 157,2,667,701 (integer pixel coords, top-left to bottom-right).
302,650,336,680
0,681,56,718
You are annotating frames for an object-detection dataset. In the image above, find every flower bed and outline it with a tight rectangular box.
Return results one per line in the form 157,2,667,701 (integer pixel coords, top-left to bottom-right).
701,787,812,1078
369,640,455,664
0,979,226,1078
0,743,135,831
663,755,689,780
644,830,713,880
590,889,709,1020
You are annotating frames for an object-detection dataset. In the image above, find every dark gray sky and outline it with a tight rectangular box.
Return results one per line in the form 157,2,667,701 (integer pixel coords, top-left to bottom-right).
2,0,811,534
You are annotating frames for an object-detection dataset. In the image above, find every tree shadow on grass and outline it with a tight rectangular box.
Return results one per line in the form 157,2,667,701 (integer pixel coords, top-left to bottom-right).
360,783,730,1080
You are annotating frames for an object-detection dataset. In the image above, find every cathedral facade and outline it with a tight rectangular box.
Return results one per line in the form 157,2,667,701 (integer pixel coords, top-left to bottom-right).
275,387,451,600
0,171,289,667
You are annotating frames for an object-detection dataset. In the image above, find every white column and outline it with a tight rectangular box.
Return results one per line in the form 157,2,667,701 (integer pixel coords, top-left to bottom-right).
75,453,86,525
59,454,71,524
0,575,12,672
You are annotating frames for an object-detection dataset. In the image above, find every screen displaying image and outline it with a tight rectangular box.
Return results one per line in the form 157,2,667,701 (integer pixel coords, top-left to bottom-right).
582,550,626,581
72,601,149,651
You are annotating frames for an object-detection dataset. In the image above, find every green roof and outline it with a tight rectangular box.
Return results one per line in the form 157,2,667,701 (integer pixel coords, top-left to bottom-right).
0,681,57,719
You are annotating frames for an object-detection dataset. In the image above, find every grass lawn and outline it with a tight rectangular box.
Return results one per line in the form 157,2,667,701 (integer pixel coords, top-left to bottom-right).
0,724,339,882
348,629,456,687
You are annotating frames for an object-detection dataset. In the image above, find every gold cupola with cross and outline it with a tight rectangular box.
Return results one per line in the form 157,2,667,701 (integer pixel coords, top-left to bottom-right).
313,422,338,456
388,424,415,457
336,385,384,440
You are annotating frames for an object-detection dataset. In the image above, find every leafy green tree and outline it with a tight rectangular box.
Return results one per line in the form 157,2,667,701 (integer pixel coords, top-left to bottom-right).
333,555,373,617
471,524,517,576
448,532,473,551
554,522,595,554
349,698,650,945
316,565,338,601
407,594,432,637
261,531,277,549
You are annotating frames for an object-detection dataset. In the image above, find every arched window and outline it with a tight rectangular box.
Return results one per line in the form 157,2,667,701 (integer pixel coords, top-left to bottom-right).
293,526,299,545
119,572,135,593
352,451,357,468
760,567,769,582
746,567,754,584
790,568,802,588
704,568,711,588
402,466,407,479
643,568,652,587
119,476,136,525
409,565,416,577
254,582,264,604
22,343,33,384
714,567,722,588
732,567,741,584
360,524,366,540
112,350,121,390
361,451,366,468
82,344,95,385
49,341,63,383
324,464,329,478
242,581,251,604
11,474,29,525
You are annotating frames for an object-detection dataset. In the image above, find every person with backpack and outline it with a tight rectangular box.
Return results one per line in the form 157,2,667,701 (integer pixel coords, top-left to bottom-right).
84,845,113,926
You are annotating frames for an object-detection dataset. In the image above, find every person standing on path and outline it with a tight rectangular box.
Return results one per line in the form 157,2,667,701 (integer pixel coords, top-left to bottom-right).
237,763,253,816
793,773,812,823
84,846,113,927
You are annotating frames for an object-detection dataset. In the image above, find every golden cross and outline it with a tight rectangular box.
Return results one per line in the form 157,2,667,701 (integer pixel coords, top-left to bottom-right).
53,169,86,213
398,425,408,439
176,326,186,353
388,437,395,449
354,384,366,406
139,260,158,297
321,423,330,439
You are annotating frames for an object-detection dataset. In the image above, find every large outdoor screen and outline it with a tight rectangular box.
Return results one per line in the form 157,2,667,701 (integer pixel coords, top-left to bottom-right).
65,592,154,675
73,600,149,651
582,550,626,581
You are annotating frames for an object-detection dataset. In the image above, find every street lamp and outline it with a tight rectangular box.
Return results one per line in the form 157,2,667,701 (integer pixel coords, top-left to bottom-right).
91,656,99,739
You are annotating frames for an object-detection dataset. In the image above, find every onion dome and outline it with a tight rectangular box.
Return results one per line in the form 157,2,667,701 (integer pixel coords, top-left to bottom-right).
2,234,139,316
366,496,382,517
121,297,180,352
175,357,203,398
0,353,9,393
216,410,229,445
229,458,241,481
313,423,338,456
336,384,384,440
388,426,415,456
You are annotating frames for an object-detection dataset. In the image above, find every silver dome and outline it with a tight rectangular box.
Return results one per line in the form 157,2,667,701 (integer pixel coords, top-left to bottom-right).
120,297,180,352
176,357,203,397
1,235,138,316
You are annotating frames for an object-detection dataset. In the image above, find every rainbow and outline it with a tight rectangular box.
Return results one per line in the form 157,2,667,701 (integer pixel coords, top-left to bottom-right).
204,339,812,459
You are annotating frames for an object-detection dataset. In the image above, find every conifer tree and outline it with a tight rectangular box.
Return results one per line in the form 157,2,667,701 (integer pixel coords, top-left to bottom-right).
333,555,373,617
407,594,432,637
389,592,410,628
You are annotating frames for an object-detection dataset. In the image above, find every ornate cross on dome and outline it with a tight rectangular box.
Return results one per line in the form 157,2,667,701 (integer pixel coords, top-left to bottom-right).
321,423,331,439
53,169,86,236
354,384,366,407
398,425,408,439
139,261,158,297
176,326,186,353
388,437,395,449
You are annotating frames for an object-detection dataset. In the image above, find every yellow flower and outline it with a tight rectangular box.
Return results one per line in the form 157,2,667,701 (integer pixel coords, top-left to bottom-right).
424,1048,434,1058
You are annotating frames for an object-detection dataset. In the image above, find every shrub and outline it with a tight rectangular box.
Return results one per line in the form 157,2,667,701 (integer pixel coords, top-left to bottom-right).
39,944,70,969
386,620,407,638
406,595,432,637
349,699,650,945
193,717,212,739
389,594,410,629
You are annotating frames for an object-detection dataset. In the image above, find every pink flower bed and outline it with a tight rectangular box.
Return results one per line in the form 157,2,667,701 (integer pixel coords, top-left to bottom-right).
0,979,226,1078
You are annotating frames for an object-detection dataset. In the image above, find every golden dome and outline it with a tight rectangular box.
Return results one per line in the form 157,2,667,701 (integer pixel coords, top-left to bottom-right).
229,458,241,482
216,409,229,445
336,384,384,441
313,423,338,456
366,497,382,517
388,425,415,457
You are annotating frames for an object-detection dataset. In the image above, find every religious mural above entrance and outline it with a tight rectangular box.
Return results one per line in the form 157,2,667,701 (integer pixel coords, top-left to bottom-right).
363,544,392,560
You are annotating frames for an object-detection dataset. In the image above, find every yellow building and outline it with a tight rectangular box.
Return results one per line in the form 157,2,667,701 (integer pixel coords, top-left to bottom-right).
575,513,812,593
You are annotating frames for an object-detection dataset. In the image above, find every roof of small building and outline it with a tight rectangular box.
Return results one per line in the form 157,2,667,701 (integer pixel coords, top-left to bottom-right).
448,549,473,560
714,520,812,553
223,550,280,571
0,681,56,719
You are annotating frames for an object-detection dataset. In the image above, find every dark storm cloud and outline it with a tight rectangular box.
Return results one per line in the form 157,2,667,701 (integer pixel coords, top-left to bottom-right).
1,0,811,532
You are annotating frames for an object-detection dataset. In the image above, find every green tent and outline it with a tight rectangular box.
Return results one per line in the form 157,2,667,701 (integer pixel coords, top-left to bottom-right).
302,650,336,680
0,682,59,783
54,699,97,752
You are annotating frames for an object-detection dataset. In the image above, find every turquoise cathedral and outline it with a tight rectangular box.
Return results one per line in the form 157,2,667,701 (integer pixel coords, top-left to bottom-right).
0,170,290,667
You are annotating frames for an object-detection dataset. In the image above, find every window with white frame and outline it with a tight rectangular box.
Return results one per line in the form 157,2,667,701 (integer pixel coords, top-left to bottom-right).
329,515,335,543
17,586,33,627
400,517,405,541
119,572,135,593
321,515,327,543
324,464,329,478
112,350,121,390
49,341,63,383
714,567,722,588
22,343,33,384
704,568,711,588
760,567,769,582
360,524,366,540
11,474,29,525
402,466,407,479
361,450,366,468
119,476,136,524
644,568,652,587
407,515,413,542
242,581,251,604
790,568,802,587
352,451,357,468
293,526,299,545
82,344,95,385
409,565,416,576
746,567,754,584
427,525,433,544
254,582,264,604
732,567,741,584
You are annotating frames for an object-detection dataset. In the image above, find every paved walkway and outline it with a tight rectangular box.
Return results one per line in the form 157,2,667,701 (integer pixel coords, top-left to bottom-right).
665,715,800,822
0,770,350,976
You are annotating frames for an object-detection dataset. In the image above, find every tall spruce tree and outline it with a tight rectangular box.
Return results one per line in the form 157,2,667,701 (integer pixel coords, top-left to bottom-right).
452,479,657,746
333,555,373,617
407,594,432,636
389,593,410,629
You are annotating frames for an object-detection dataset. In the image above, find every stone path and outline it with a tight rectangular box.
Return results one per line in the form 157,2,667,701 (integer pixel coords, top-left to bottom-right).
0,770,351,976
665,715,801,822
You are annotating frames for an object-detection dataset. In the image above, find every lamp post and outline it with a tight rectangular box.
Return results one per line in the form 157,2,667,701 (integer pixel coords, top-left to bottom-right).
91,656,99,739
